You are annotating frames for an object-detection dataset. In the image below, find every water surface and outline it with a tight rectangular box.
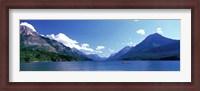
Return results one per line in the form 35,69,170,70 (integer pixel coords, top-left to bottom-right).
20,60,180,71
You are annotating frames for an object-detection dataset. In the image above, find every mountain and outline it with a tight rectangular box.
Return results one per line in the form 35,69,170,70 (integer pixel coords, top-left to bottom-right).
107,46,132,60
87,54,106,60
117,33,180,60
20,25,91,62
140,41,180,60
126,33,177,54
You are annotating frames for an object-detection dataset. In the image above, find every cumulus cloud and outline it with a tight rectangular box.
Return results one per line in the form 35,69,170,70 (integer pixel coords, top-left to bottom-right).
136,29,145,35
81,43,94,52
46,33,109,54
157,27,162,31
156,27,163,34
46,33,79,48
46,33,94,52
96,46,105,50
20,22,37,32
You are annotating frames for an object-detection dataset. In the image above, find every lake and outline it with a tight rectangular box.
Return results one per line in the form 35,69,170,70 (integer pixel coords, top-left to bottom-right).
20,60,180,71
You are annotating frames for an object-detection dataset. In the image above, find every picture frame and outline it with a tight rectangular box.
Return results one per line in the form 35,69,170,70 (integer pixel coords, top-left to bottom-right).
0,0,199,91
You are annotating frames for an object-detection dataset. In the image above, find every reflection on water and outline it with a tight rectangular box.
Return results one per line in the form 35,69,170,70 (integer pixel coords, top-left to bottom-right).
20,60,180,71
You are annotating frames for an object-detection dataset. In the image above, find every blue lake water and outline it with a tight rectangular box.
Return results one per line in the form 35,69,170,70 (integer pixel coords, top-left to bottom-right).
20,60,180,71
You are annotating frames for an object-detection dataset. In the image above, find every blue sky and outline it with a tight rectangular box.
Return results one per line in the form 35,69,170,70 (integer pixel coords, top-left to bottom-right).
20,20,180,57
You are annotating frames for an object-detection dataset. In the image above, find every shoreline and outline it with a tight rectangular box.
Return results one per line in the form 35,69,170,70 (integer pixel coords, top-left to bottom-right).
20,60,180,63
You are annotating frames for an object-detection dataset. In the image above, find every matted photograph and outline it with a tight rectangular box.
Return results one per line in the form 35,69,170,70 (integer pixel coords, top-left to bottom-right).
20,20,180,71
9,9,191,82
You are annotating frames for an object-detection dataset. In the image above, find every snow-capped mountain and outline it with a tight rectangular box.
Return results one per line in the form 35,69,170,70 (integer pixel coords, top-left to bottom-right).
20,24,91,61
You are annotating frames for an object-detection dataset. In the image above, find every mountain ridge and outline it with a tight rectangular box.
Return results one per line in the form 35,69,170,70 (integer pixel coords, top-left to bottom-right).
107,46,132,60
20,23,180,61
20,25,92,62
87,54,106,60
108,33,180,60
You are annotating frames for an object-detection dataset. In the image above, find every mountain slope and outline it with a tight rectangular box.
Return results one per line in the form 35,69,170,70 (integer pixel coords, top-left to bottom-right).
20,25,91,62
107,46,131,60
126,33,177,54
121,41,180,60
117,33,180,60
20,48,79,62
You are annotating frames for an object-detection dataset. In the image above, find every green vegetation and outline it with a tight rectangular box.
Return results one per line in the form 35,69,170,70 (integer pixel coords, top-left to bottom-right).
20,48,79,63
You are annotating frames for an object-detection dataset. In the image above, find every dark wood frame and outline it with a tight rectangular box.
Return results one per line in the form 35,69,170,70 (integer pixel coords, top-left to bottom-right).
0,0,199,91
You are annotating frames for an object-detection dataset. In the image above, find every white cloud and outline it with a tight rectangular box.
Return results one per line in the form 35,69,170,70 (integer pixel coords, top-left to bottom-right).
136,29,145,35
96,46,105,50
20,22,37,32
46,33,94,52
157,27,162,31
156,27,163,34
81,43,94,52
46,33,78,48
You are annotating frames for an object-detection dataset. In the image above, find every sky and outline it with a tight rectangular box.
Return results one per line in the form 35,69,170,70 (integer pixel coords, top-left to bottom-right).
20,20,180,57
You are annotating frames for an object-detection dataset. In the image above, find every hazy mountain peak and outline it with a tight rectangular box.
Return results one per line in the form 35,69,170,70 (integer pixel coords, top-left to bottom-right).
107,46,132,60
87,53,105,60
